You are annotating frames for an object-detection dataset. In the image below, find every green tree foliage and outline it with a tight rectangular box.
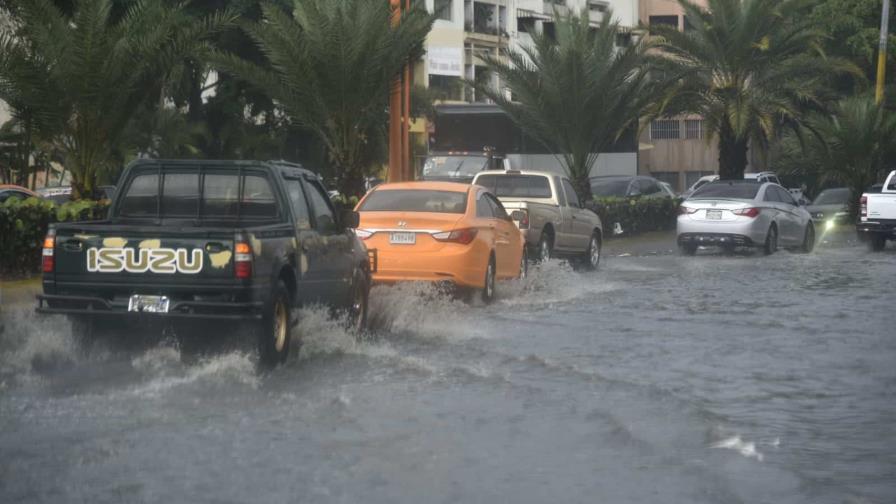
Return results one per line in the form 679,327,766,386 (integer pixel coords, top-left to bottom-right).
653,0,857,181
0,0,234,199
475,8,655,201
795,95,896,217
212,0,434,197
810,0,895,86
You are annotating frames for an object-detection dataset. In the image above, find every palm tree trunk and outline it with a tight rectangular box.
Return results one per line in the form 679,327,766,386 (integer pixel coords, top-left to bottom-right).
718,125,748,180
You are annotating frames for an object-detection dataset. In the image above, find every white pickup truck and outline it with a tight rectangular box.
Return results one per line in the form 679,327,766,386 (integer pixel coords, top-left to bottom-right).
472,170,603,270
858,170,896,251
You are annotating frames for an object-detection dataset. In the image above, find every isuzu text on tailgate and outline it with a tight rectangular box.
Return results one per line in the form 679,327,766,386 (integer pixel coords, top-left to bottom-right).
37,159,374,367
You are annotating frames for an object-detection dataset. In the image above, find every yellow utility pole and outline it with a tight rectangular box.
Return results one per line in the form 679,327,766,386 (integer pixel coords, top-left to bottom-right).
388,0,412,182
875,0,890,104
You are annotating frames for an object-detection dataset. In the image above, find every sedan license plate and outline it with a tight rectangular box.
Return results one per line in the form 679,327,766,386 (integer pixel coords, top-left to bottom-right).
390,232,416,245
706,210,723,220
128,294,170,313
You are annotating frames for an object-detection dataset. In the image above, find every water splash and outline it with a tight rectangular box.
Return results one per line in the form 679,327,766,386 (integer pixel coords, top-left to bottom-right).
710,435,764,461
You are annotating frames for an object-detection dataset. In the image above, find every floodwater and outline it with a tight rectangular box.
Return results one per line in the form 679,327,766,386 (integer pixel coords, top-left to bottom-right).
1,235,894,503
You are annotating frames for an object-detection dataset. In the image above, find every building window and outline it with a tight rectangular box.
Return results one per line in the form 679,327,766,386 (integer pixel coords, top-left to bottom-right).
683,15,695,32
615,32,632,48
518,17,534,33
589,1,608,13
428,74,463,101
651,119,680,140
648,15,678,34
543,22,556,41
685,119,704,139
435,0,453,22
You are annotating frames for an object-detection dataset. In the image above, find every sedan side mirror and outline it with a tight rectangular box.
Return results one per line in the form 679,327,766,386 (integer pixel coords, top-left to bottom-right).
340,209,360,229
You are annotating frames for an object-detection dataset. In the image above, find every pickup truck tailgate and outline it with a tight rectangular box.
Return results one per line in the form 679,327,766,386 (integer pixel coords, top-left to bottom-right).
51,223,239,291
865,193,896,220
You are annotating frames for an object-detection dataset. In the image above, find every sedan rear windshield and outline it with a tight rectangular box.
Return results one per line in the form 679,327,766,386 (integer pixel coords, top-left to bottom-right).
690,181,760,200
475,175,552,198
117,169,279,220
359,189,468,214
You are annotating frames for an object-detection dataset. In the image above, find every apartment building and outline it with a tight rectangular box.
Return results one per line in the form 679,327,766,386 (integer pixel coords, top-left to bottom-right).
419,0,641,176
637,0,757,192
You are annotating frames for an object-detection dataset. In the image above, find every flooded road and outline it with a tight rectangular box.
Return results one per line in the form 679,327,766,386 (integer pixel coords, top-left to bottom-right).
2,233,894,503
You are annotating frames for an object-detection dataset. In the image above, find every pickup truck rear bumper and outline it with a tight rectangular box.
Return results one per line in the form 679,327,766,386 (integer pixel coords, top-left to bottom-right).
36,294,264,320
856,219,896,236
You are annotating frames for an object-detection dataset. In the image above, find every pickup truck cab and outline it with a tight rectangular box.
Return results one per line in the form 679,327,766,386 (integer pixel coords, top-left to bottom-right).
858,170,896,251
37,159,372,367
472,170,603,270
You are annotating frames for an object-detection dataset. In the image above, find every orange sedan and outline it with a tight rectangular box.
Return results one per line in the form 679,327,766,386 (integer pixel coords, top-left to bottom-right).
355,181,526,303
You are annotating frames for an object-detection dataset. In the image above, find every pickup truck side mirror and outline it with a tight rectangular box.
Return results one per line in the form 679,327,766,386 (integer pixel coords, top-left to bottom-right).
341,209,360,229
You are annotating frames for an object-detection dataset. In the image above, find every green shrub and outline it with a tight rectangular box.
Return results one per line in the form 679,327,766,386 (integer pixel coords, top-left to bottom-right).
0,197,109,277
585,196,681,238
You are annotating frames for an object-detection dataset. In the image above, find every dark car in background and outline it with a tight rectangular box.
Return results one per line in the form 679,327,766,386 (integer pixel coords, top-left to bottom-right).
590,175,672,199
806,188,851,229
0,184,39,203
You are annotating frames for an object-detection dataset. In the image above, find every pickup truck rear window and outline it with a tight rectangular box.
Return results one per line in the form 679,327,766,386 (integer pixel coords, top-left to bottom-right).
475,175,552,198
359,189,468,214
118,170,278,219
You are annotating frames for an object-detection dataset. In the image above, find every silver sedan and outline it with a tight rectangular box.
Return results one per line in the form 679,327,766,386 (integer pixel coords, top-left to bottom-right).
677,181,815,255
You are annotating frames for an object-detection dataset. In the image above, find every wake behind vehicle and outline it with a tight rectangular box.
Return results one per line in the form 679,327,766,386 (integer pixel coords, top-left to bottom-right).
36,159,372,367
677,180,815,255
355,181,525,303
472,170,603,269
858,170,896,251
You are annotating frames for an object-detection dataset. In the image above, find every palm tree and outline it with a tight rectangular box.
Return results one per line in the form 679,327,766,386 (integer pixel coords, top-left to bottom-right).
804,95,896,218
652,0,857,180
475,8,656,201
212,0,434,197
0,0,233,199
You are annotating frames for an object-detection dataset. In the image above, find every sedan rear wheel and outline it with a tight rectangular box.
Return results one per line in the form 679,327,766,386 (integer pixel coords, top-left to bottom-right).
763,225,778,256
348,268,369,334
801,224,816,253
481,256,496,304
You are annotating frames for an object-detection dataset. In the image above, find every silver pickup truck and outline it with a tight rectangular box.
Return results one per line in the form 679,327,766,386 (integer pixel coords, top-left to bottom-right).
472,170,603,270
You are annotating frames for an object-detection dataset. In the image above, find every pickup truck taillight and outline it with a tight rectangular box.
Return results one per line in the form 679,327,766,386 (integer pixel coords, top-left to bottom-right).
510,210,529,229
860,195,867,218
234,242,252,279
41,231,55,273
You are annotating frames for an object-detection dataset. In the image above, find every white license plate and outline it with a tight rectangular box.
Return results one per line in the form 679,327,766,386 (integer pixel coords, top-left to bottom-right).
128,294,170,313
706,210,723,220
390,232,416,245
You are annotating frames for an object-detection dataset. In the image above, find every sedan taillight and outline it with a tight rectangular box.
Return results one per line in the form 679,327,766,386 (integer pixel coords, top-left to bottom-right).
678,206,698,215
432,228,478,245
732,207,760,218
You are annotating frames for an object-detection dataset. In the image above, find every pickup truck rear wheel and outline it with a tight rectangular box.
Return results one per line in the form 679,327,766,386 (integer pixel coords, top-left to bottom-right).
348,268,369,333
537,232,553,263
581,232,602,271
869,234,886,252
258,280,290,368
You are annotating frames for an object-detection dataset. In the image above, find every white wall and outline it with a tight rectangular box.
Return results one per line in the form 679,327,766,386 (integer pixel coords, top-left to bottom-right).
506,153,637,177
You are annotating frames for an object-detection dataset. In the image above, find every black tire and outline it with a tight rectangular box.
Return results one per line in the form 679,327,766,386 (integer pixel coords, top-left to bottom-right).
581,232,602,271
257,280,291,369
801,224,816,253
869,234,886,252
481,256,496,304
680,243,697,256
537,231,553,263
518,247,528,279
763,225,778,256
348,267,370,333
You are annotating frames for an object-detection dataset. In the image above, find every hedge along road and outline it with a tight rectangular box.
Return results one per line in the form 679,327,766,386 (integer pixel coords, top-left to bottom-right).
0,228,893,504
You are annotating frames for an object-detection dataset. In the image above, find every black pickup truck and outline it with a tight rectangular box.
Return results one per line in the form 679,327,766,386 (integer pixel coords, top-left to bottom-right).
37,159,373,367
